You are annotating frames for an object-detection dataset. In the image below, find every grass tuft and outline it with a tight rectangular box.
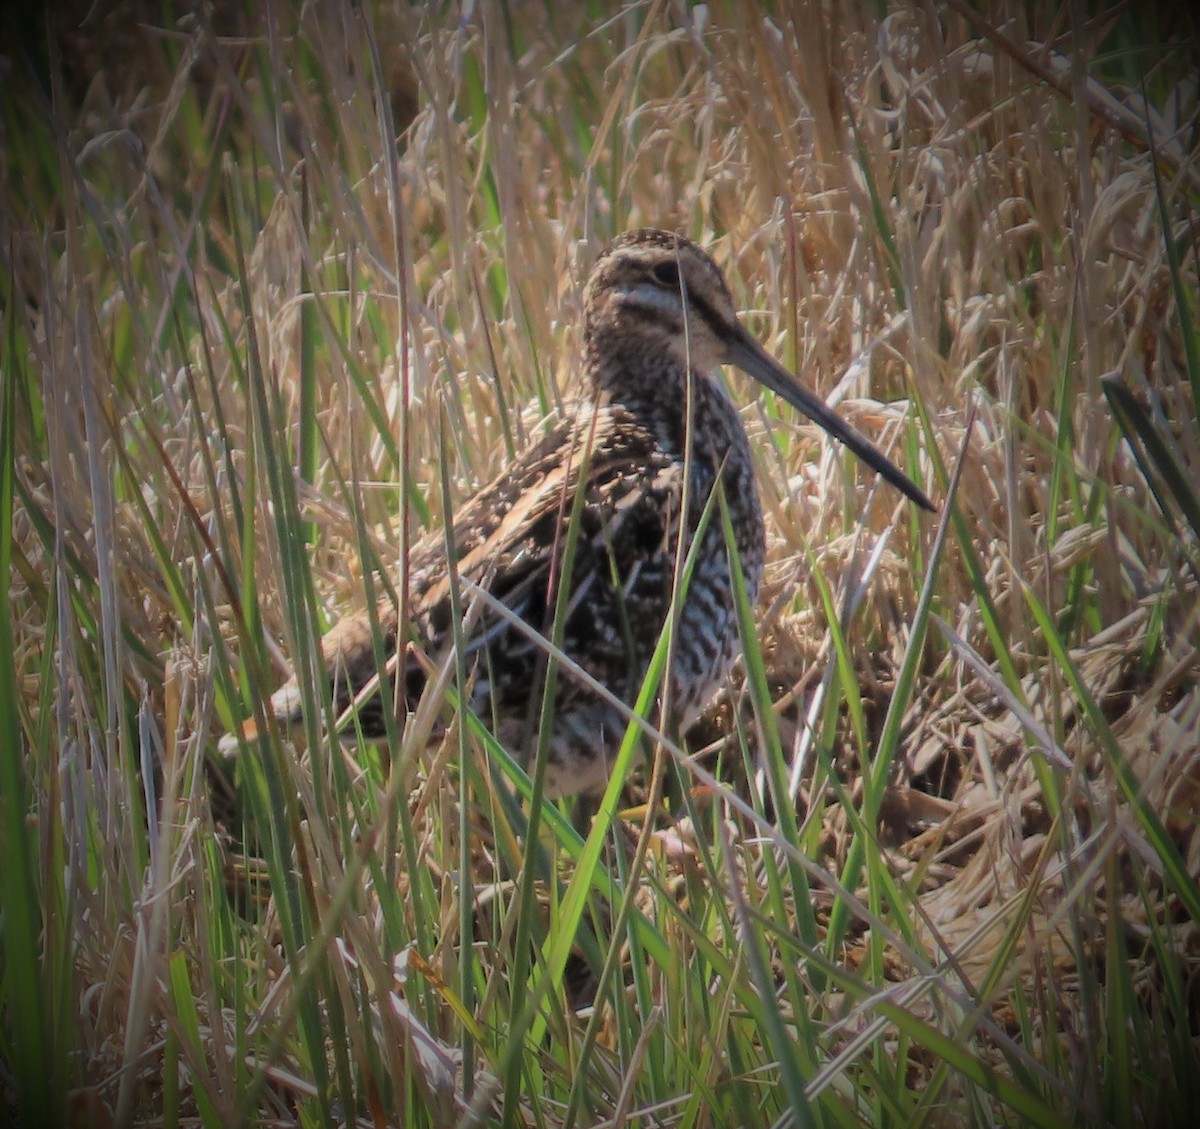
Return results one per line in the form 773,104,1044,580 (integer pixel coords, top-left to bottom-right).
2,3,1198,1126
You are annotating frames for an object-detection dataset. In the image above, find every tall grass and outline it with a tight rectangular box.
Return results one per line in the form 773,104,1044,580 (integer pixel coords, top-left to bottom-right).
2,3,1197,1126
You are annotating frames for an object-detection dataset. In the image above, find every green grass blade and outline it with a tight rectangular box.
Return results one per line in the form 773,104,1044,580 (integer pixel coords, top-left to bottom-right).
1103,376,1200,546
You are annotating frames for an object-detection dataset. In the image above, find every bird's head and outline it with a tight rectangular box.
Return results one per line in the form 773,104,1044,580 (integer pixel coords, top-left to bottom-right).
583,229,935,512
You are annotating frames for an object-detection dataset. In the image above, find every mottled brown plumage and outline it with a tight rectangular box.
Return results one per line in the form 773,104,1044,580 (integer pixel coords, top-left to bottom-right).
221,229,933,795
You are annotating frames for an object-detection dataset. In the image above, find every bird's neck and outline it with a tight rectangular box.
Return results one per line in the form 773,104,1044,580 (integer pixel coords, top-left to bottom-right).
586,342,743,460
584,338,764,577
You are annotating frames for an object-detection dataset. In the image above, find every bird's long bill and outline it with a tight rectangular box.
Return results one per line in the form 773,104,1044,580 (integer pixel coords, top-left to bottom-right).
726,327,935,512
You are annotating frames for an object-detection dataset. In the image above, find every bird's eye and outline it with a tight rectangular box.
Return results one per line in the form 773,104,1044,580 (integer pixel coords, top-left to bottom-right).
652,260,680,288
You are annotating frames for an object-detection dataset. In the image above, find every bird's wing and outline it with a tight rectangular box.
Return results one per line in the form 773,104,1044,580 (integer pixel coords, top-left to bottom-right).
229,402,683,744
410,401,682,682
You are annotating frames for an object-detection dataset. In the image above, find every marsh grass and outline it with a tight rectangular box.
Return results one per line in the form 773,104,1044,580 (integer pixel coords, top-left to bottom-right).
2,3,1198,1126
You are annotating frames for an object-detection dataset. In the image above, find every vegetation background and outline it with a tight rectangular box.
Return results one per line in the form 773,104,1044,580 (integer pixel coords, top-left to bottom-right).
2,1,1197,1126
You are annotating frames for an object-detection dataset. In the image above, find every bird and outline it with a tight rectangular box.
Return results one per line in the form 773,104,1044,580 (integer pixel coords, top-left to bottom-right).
220,229,934,796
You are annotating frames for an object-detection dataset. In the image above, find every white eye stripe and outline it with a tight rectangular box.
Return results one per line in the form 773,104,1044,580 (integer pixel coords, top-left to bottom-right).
618,282,684,316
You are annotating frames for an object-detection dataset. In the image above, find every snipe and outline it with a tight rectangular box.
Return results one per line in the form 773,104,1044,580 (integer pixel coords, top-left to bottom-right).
221,229,933,795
